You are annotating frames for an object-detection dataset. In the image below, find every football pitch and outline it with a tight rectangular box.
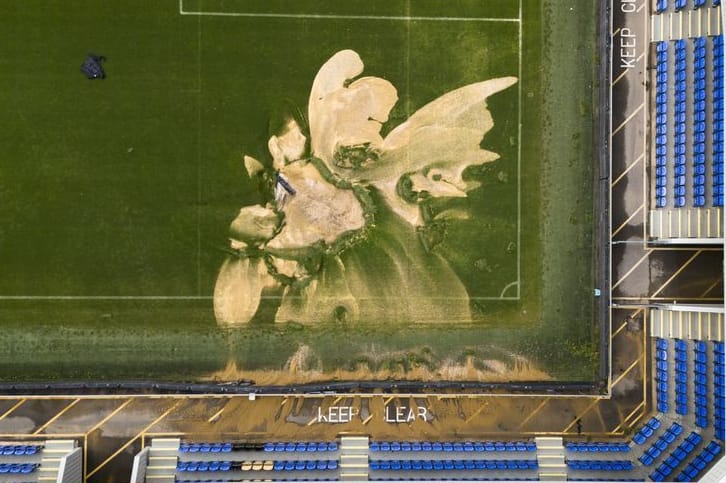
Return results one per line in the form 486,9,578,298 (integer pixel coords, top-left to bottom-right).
0,0,599,386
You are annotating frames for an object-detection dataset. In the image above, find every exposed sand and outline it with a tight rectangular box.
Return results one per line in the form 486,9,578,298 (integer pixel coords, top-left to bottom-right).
228,204,278,244
308,50,398,170
214,51,518,330
266,161,365,252
371,77,518,226
213,258,275,326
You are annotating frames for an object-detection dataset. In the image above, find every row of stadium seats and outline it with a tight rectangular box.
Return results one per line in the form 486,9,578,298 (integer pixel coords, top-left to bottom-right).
676,440,723,481
674,340,688,415
694,37,709,206
564,442,630,452
676,441,721,481
0,444,41,456
177,461,233,472
715,341,726,440
713,35,724,206
271,460,337,472
632,416,662,445
565,459,633,471
674,40,688,207
370,441,535,452
177,479,337,483
676,0,720,9
568,480,641,482
676,339,693,415
180,441,340,454
655,42,669,208
694,340,710,427
369,459,538,471
180,442,235,453
0,463,38,474
369,479,538,482
655,1,722,15
637,422,683,466
649,432,703,481
263,442,338,453
655,338,670,413
177,460,339,472
653,36,724,209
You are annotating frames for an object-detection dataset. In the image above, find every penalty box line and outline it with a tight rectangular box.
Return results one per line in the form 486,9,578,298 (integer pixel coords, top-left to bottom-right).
179,0,523,301
0,296,521,300
179,0,521,22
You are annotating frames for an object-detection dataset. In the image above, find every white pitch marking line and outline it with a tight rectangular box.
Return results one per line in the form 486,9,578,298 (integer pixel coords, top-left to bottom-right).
0,295,521,301
179,0,520,22
0,296,213,300
179,0,524,301
500,281,519,299
516,0,522,299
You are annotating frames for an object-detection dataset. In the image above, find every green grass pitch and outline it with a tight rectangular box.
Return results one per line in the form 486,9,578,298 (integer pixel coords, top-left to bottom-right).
0,0,598,384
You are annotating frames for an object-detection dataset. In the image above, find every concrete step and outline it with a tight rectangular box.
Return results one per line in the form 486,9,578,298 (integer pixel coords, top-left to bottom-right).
148,456,178,465
150,438,181,450
538,447,565,456
145,476,176,483
42,440,76,454
539,472,568,481
535,436,563,447
147,465,178,476
340,435,369,481
341,456,368,466
340,446,368,455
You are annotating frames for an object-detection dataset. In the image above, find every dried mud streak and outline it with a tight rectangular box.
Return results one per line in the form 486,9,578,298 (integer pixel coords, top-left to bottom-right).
204,359,551,386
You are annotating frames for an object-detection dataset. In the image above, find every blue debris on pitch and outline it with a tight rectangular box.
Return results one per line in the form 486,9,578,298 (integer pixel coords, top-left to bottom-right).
81,54,106,79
